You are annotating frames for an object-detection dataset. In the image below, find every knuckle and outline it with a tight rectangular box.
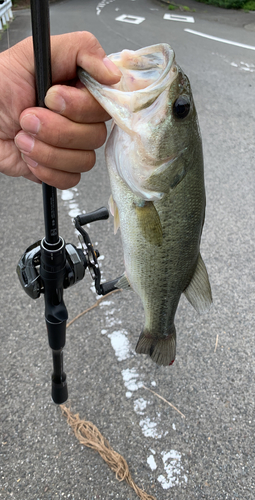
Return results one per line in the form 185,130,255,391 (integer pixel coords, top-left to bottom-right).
36,166,54,185
38,166,80,190
57,173,81,190
79,31,106,58
83,32,105,57
42,147,55,168
95,123,107,148
54,128,63,148
85,150,96,171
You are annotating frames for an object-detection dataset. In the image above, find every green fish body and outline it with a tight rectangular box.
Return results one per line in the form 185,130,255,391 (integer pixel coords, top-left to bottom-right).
79,44,212,366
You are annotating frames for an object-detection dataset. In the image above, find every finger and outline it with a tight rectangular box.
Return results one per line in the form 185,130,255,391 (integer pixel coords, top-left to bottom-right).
49,32,122,85
26,164,81,190
11,32,122,86
15,132,96,173
23,171,42,184
19,109,107,150
45,85,111,123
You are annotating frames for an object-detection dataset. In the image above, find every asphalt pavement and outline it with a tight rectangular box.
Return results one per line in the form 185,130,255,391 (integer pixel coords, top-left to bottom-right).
0,1,255,499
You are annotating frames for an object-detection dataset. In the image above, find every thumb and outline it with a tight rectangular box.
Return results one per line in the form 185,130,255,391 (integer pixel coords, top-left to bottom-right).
50,32,122,85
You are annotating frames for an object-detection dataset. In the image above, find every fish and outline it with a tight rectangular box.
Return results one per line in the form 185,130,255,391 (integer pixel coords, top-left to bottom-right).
78,43,212,366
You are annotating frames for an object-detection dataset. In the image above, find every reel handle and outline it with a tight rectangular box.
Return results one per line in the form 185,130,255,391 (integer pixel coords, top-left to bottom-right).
76,207,109,226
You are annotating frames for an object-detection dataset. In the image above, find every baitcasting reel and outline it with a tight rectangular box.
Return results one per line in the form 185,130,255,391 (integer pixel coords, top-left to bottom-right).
17,207,120,404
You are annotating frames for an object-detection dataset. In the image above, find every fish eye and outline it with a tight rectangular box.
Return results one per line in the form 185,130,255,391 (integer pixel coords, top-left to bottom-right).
173,96,190,119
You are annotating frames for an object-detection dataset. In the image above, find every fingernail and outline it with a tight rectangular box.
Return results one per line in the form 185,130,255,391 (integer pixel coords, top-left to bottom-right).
21,153,38,168
45,89,66,113
20,114,40,135
103,57,122,77
15,133,35,154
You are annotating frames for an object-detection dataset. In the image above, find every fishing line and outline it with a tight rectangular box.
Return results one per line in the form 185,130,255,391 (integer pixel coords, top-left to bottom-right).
61,404,156,500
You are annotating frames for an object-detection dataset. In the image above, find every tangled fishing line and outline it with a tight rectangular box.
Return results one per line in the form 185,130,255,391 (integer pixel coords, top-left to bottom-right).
61,405,155,500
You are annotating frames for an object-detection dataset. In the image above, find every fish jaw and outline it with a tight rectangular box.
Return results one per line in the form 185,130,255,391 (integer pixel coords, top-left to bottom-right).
78,44,177,133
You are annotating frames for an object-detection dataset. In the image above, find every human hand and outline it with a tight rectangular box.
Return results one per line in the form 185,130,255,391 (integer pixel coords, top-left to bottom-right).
0,32,121,189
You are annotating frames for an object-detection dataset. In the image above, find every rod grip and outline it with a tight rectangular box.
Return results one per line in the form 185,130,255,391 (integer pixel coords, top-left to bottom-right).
51,350,68,404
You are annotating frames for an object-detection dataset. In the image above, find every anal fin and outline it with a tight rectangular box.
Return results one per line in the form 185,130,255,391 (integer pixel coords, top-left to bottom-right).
184,253,212,314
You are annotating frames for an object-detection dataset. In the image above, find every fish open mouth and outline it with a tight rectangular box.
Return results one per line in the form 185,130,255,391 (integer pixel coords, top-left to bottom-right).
78,44,177,116
108,44,176,93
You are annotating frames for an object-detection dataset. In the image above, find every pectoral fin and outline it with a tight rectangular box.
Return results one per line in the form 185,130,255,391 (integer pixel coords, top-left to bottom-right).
134,201,163,246
145,150,188,193
184,253,212,313
108,195,120,234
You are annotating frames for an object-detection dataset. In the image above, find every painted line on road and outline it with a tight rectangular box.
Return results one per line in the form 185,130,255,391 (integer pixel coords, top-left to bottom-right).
96,0,116,16
164,13,195,23
185,29,255,51
115,14,145,24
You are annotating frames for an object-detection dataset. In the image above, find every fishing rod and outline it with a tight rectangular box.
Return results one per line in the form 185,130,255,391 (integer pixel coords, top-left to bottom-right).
17,0,120,404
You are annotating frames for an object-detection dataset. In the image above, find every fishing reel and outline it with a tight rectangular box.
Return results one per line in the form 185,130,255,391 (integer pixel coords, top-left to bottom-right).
17,207,120,404
17,207,119,300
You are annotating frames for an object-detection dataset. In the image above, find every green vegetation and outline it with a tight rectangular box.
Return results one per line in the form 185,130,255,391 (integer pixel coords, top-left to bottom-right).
12,0,59,8
196,0,255,8
242,0,255,9
168,3,196,10
12,0,30,7
166,0,255,9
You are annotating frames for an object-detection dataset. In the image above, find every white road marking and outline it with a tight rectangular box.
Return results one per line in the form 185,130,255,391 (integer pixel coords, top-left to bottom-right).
96,0,116,16
134,397,148,414
185,29,255,51
60,187,82,219
147,454,158,470
157,450,188,489
115,14,145,24
107,330,131,361
212,51,255,72
122,367,143,396
239,61,255,72
164,13,195,23
139,417,165,439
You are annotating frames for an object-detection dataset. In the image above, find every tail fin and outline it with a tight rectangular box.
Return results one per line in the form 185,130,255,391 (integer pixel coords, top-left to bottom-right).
135,326,176,366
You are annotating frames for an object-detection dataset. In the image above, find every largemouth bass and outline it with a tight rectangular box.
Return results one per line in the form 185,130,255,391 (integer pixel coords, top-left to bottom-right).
78,44,212,366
